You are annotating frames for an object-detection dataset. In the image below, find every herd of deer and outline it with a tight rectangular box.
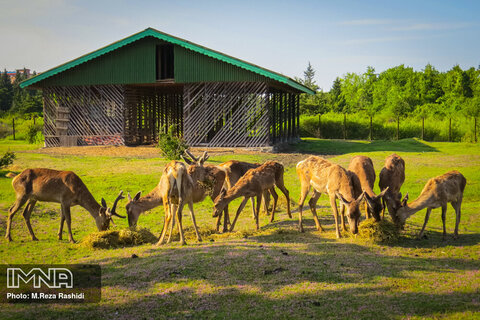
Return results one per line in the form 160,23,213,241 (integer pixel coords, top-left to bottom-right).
4,151,466,245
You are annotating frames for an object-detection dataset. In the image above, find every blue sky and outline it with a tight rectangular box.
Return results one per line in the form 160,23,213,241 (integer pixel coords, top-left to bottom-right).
1,0,479,90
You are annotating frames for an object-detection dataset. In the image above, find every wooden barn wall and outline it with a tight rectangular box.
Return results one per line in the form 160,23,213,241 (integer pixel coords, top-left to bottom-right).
39,37,164,87
268,91,300,145
174,46,268,83
124,86,183,145
183,82,270,147
43,85,125,147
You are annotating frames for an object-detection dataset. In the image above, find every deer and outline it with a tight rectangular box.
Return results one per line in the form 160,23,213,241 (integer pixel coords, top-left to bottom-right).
212,161,291,232
216,160,272,225
379,153,405,224
296,156,365,238
394,170,466,240
126,157,211,246
5,168,125,243
348,155,388,221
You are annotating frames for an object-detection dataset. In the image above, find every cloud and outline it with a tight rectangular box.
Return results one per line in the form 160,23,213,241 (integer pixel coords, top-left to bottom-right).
391,22,475,31
340,19,397,26
339,35,425,46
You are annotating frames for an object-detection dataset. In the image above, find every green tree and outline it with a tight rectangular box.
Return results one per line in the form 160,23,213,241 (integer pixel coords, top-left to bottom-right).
0,70,14,112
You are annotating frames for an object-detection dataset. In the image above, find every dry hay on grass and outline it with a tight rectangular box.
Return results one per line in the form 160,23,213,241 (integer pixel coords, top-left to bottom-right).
357,218,400,243
80,228,158,249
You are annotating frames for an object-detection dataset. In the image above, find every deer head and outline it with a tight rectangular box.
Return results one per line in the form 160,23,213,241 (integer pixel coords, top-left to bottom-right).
364,186,389,222
391,192,409,227
212,188,227,218
336,191,365,234
125,191,142,228
97,191,126,230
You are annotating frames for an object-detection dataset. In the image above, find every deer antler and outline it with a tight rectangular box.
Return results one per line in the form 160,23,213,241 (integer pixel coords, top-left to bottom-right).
185,150,199,162
109,191,126,218
200,151,209,163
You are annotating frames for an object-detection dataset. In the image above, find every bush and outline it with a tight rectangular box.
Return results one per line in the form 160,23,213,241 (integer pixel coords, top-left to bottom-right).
0,151,15,169
158,124,188,160
25,123,42,144
80,228,158,249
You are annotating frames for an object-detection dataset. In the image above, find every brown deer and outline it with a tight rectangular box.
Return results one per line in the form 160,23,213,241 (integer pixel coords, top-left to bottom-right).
297,156,365,238
213,161,291,232
216,160,271,223
126,158,210,245
379,153,405,223
348,155,388,221
395,171,466,240
5,168,125,243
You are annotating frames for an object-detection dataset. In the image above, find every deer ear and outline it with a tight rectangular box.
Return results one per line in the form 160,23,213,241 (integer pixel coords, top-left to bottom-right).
133,191,141,202
101,198,107,208
356,190,366,203
401,192,409,206
128,192,132,201
336,192,350,205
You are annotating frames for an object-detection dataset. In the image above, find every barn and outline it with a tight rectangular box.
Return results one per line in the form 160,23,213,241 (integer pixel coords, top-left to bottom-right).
21,28,314,148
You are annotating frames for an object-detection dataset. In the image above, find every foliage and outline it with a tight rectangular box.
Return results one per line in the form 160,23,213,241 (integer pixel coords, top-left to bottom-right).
0,69,42,115
0,151,15,168
157,124,189,160
25,123,42,144
357,218,400,243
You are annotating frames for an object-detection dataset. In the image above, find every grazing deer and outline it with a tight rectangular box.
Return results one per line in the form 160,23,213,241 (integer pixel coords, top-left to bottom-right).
379,153,405,223
395,171,466,240
216,160,272,223
126,159,208,246
5,168,125,243
213,161,291,232
297,156,365,238
348,155,388,221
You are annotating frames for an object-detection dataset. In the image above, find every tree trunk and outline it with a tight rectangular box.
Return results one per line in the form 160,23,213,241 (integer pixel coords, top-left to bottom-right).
12,118,15,140
422,117,425,140
396,116,399,140
449,118,452,142
369,116,373,141
343,113,347,140
318,114,321,138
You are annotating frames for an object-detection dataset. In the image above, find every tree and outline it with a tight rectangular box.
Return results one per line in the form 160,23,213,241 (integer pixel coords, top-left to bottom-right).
303,62,318,91
330,77,348,138
387,86,410,140
0,70,14,112
297,62,320,115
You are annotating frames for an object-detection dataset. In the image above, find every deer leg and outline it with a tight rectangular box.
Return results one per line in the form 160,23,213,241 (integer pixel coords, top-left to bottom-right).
255,194,261,230
297,184,310,233
382,196,386,219
330,194,341,238
263,190,271,215
22,200,38,241
215,209,223,232
62,204,75,243
230,197,249,232
340,203,347,232
188,201,202,242
269,187,278,223
276,182,291,219
308,190,324,232
167,204,177,244
452,199,462,239
175,202,186,245
156,198,170,246
418,207,432,239
223,206,230,233
5,195,28,242
250,197,256,219
441,204,448,241
58,212,65,240
365,201,370,220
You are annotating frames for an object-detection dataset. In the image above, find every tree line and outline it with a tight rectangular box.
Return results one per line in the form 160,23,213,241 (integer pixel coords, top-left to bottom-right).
297,63,480,142
0,69,42,116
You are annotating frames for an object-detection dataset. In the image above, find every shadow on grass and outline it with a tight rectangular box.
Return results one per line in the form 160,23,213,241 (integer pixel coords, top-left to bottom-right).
289,138,439,155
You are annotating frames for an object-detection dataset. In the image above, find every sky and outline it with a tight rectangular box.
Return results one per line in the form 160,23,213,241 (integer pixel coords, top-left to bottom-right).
1,0,479,90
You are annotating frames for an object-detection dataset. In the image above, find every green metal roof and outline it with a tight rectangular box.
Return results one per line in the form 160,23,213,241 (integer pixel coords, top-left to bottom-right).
20,28,315,94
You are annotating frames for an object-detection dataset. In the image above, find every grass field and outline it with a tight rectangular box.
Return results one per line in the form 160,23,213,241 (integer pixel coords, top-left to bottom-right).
0,138,479,319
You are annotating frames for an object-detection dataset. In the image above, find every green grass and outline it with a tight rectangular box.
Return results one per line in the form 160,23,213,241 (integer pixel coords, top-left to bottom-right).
0,138,479,319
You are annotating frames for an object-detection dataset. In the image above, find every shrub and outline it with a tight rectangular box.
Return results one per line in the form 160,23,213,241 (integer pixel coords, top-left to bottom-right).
80,228,158,249
0,151,15,169
357,218,400,243
25,123,42,144
158,124,188,160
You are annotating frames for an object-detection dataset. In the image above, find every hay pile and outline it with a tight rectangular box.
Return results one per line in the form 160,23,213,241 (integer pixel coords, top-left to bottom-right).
80,228,158,249
358,218,400,243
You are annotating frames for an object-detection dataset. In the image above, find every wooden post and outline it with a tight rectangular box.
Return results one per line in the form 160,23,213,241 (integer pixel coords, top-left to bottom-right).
318,114,321,138
421,117,424,140
449,118,452,142
343,113,346,140
475,117,477,143
369,116,373,141
12,118,15,140
397,116,400,140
